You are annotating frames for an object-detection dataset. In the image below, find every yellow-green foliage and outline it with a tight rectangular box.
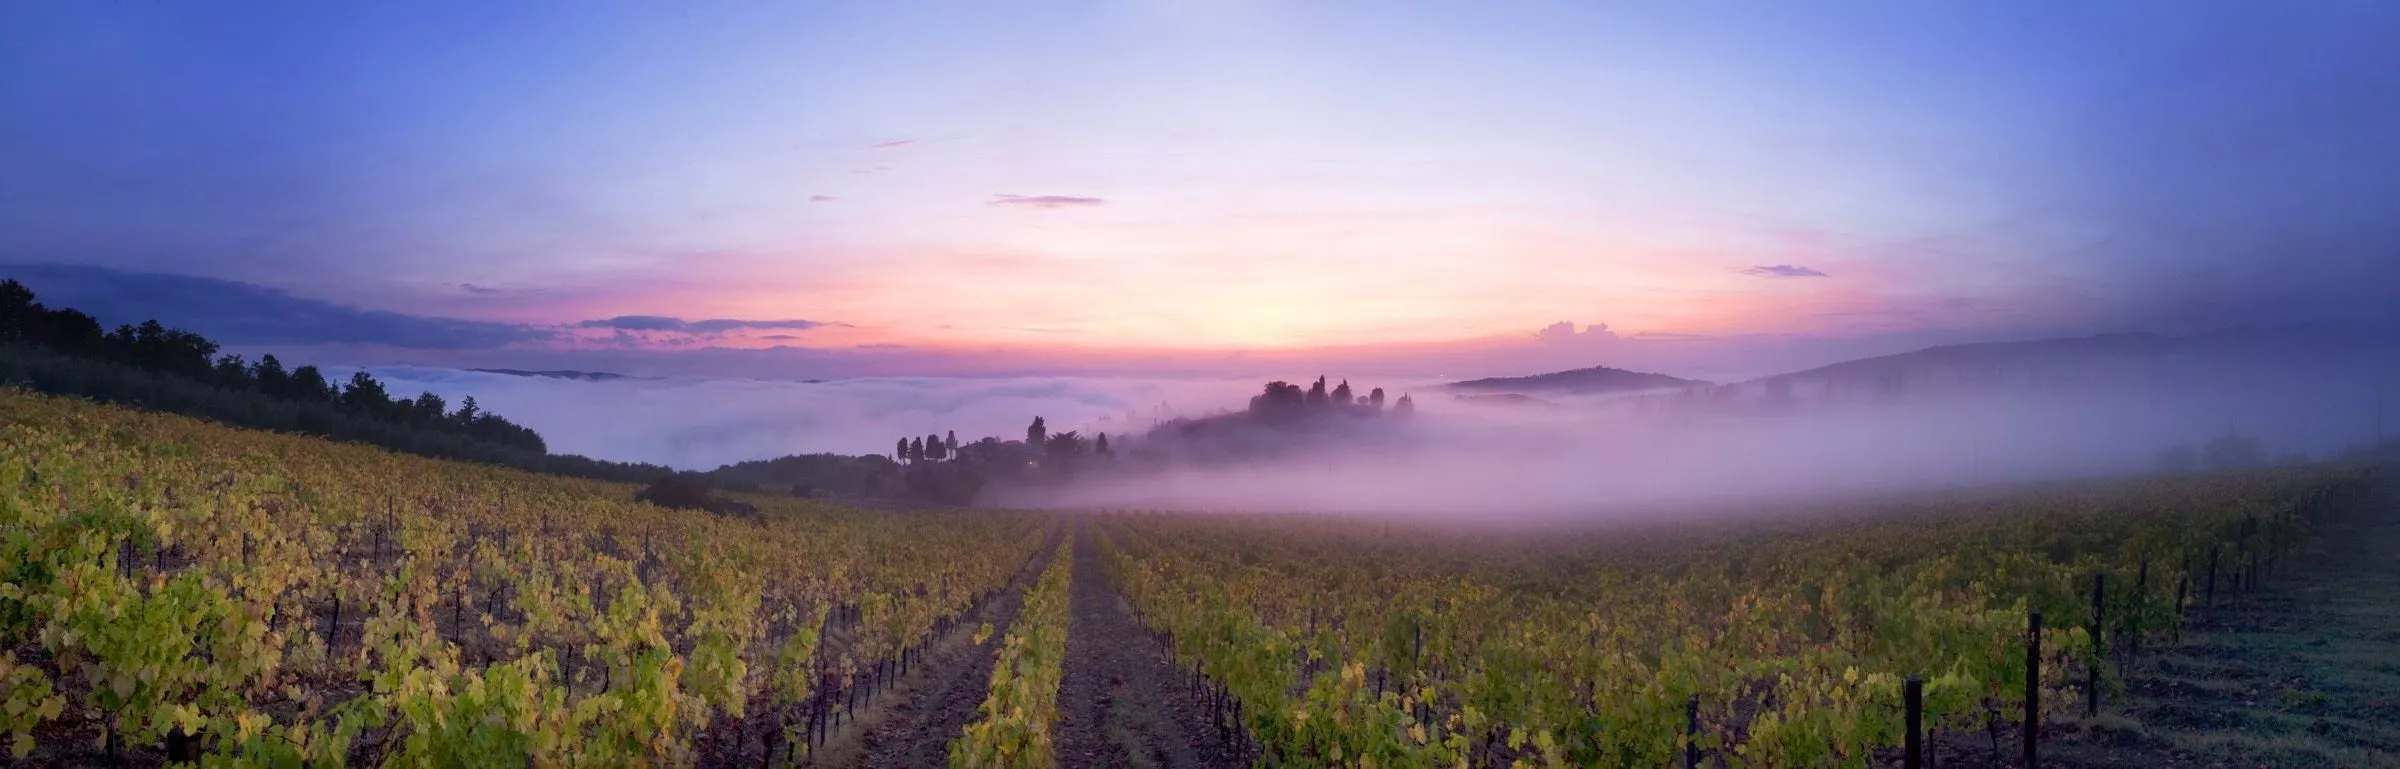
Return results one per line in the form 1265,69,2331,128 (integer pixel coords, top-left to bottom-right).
1105,466,2365,768
949,537,1074,768
0,387,1048,765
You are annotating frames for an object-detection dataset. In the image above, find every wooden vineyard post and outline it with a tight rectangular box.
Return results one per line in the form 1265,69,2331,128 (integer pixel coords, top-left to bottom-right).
2131,560,2149,667
2025,609,2041,769
2205,546,2218,615
2174,555,2191,644
1685,694,1702,769
1412,621,1423,675
1904,675,1924,769
2088,572,2105,717
2268,508,2282,577
2227,516,2246,600
166,726,198,763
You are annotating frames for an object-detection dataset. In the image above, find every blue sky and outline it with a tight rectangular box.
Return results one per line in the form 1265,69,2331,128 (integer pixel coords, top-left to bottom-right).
4,1,2397,380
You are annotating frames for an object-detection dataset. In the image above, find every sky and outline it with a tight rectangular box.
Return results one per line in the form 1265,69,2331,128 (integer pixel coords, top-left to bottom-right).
5,1,2399,383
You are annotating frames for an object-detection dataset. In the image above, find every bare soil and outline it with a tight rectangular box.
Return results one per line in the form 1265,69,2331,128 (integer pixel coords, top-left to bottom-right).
1054,522,1244,769
821,530,1065,768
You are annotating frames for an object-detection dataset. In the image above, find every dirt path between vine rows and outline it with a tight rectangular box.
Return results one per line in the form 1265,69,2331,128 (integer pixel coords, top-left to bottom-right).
1987,466,2400,769
1054,521,1244,769
810,529,1064,769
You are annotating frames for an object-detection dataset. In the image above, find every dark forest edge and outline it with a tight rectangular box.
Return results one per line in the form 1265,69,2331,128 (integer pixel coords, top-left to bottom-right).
0,278,676,485
0,276,1013,508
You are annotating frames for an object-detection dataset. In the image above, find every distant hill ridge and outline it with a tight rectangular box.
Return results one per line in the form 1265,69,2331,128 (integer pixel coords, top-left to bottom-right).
1744,325,2400,386
1759,332,2173,383
1446,365,1708,394
1459,324,2400,394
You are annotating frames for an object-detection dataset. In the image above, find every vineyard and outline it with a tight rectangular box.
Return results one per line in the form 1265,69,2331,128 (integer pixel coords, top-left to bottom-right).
0,388,1053,766
1,385,2389,767
1101,471,2376,767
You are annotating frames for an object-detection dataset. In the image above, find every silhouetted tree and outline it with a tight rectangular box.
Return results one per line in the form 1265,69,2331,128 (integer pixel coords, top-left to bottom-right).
1306,376,1329,406
37,308,104,357
1044,430,1084,457
0,280,33,342
897,437,910,463
1369,387,1386,410
945,430,959,458
1332,379,1354,404
926,432,947,461
340,371,390,415
1249,380,1307,417
1028,416,1047,446
909,436,926,463
292,365,335,403
210,354,246,386
1393,392,1415,417
252,355,291,398
1095,432,1111,457
411,392,447,427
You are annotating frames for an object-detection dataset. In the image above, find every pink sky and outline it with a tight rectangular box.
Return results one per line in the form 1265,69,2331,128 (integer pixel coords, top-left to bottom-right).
7,3,2395,383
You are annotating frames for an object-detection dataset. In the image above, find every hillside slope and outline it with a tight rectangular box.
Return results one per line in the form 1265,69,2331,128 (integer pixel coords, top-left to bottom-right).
1446,365,1707,394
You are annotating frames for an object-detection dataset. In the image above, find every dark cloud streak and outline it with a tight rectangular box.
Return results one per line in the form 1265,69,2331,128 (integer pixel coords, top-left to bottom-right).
988,194,1106,209
0,264,846,351
2,263,553,350
576,316,841,333
1740,264,1831,278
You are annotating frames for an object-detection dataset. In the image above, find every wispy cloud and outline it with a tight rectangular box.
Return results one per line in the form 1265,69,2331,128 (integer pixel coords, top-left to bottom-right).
1740,264,1831,278
988,194,1106,209
458,283,503,295
868,139,916,150
809,194,837,203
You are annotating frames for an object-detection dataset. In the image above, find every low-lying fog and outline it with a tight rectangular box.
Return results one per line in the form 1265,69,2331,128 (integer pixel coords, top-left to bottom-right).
350,366,1247,470
995,379,2382,517
360,344,2398,516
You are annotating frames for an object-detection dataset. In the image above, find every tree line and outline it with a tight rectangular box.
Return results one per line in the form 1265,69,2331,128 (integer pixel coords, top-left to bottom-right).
0,278,673,483
892,417,1124,468
1250,375,1413,420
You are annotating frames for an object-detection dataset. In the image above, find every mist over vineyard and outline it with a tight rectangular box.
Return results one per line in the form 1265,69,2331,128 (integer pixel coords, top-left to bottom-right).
10,2,2400,765
352,366,1249,471
362,338,2397,517
1002,364,2387,516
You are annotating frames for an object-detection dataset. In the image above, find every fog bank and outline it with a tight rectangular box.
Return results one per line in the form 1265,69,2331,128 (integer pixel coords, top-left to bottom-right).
349,367,1250,470
991,351,2398,516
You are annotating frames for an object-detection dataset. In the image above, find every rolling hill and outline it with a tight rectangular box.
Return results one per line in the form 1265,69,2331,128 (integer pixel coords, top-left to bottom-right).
1445,365,1708,395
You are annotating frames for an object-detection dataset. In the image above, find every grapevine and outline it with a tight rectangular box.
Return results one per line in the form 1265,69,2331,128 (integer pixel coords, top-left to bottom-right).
948,536,1074,768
